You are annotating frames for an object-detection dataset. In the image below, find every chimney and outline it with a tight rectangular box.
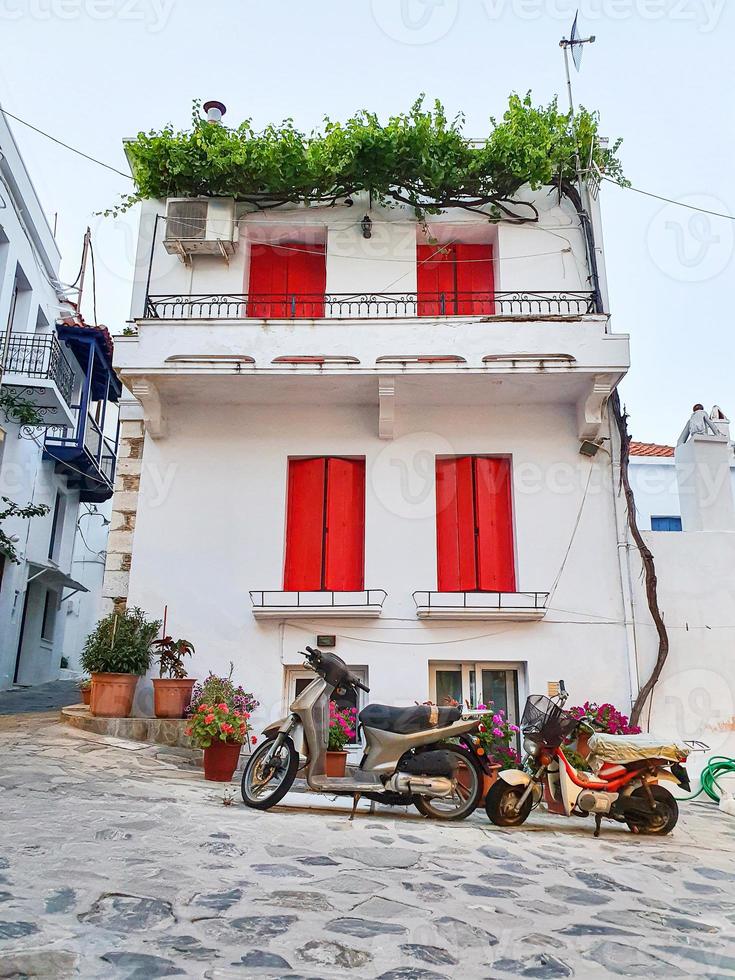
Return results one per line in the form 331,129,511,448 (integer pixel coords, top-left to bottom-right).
203,100,226,124
675,404,735,532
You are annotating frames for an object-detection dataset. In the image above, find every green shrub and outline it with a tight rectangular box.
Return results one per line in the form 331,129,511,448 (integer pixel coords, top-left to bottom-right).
80,607,161,676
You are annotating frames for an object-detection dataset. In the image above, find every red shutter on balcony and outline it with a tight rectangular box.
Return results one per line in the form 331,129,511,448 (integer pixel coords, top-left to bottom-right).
324,458,365,590
248,243,325,318
474,457,515,591
284,457,364,590
284,458,327,590
436,457,515,591
436,457,477,591
417,244,455,316
455,244,495,315
418,243,495,316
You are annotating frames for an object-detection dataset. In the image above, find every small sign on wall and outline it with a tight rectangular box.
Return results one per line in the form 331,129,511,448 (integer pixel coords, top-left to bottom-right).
547,681,560,697
316,634,336,648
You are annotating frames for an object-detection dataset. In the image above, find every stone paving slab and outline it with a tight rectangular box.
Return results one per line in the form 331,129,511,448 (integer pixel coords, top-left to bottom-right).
1,714,735,978
0,679,79,715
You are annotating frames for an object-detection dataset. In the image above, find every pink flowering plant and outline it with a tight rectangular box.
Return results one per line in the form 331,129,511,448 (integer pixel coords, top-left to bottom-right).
186,702,253,749
474,703,521,770
187,663,259,718
568,701,641,736
328,701,357,752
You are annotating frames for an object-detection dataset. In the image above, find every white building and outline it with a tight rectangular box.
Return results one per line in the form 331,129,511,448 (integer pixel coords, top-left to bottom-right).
0,109,120,690
106,137,643,734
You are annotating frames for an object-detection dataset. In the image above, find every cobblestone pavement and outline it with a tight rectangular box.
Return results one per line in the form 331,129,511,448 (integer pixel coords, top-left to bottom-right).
1,715,735,979
0,680,79,715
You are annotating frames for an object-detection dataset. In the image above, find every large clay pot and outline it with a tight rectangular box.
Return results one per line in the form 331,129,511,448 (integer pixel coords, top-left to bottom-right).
90,672,139,718
203,741,242,782
153,677,196,719
325,751,347,777
479,765,502,803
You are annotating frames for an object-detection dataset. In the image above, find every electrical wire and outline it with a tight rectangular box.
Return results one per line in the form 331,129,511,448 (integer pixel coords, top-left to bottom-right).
88,237,99,325
603,177,735,221
0,107,132,181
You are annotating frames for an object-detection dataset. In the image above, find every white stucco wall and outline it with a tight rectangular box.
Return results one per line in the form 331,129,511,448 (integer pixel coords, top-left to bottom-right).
123,397,632,731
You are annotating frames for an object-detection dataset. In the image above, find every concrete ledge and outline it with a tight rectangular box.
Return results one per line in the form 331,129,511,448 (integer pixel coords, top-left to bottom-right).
61,704,192,748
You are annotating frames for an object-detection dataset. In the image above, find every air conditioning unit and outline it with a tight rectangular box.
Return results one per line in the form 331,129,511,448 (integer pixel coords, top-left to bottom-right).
163,197,238,262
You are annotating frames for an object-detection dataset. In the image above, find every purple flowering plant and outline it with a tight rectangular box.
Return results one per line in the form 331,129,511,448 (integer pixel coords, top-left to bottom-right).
187,662,259,717
568,701,641,736
328,701,357,751
474,702,521,770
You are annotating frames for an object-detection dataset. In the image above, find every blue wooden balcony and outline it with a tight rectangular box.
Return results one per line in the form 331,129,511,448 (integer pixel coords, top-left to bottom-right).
43,323,122,502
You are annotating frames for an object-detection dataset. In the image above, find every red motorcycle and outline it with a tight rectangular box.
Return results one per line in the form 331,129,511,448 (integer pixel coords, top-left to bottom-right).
485,681,693,836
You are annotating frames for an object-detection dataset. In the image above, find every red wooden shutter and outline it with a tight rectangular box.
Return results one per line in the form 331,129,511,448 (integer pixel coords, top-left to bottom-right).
248,244,289,317
417,244,456,316
284,458,327,590
324,458,365,590
474,457,515,591
286,244,326,318
436,457,477,591
455,244,495,315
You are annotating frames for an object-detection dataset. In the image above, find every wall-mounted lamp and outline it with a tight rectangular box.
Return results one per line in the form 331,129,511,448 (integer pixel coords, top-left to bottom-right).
361,214,372,239
579,440,600,457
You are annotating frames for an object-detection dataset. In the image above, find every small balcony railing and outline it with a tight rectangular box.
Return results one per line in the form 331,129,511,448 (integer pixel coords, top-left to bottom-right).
45,406,117,487
145,291,595,320
2,334,75,406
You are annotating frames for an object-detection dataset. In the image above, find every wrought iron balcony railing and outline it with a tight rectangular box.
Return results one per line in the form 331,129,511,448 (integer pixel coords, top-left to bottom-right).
2,333,75,406
45,405,117,488
145,291,595,320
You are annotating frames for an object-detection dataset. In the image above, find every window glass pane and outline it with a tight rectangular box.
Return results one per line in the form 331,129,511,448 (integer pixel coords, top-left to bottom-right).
436,669,462,706
651,516,682,532
481,669,509,713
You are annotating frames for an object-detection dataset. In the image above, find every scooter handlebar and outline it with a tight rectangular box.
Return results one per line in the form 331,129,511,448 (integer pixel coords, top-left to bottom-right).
353,679,370,693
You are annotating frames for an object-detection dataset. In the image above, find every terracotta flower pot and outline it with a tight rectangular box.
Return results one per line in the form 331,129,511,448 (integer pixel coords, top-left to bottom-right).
81,687,91,706
90,672,139,718
480,765,502,803
203,740,242,782
152,677,196,719
577,730,591,760
325,750,347,777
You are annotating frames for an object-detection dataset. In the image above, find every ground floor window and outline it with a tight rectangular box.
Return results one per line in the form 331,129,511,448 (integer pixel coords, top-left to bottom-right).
40,589,57,642
284,664,368,746
430,662,520,718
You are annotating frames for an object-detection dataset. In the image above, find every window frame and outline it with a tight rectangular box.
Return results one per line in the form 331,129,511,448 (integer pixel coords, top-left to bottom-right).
40,589,58,643
284,664,368,747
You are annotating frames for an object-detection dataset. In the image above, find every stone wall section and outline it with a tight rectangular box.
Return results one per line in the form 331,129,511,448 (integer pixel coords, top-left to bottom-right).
101,418,144,615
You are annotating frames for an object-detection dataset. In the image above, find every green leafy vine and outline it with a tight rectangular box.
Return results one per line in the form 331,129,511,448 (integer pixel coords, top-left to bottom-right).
112,93,626,221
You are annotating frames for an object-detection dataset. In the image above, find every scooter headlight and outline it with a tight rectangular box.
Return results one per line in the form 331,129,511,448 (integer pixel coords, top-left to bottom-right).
523,736,539,757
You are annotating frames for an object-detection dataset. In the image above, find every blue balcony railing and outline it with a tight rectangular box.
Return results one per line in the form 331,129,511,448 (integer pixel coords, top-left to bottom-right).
44,405,117,500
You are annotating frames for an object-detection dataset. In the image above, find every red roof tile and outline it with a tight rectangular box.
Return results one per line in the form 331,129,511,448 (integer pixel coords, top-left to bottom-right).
629,441,674,458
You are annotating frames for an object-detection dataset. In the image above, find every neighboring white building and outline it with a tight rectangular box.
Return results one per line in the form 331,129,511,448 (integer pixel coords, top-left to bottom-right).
0,109,120,690
105,134,641,733
628,424,735,775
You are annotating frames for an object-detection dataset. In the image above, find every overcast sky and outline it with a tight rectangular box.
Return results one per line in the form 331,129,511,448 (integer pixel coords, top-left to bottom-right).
1,0,732,442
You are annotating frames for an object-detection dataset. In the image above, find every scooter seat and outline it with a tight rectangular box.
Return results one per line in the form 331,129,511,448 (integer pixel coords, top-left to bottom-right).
359,703,462,735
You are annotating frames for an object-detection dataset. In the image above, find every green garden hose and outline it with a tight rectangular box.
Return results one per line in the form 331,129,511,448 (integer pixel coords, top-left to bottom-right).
680,756,735,802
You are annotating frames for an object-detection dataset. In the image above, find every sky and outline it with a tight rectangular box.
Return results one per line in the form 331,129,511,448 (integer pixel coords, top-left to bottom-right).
0,0,733,443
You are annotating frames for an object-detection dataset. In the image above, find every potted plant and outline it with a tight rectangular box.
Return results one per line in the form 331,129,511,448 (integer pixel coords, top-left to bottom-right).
187,665,259,719
326,702,357,777
567,700,642,760
78,677,92,706
150,635,196,718
471,704,522,800
80,607,161,718
186,703,254,782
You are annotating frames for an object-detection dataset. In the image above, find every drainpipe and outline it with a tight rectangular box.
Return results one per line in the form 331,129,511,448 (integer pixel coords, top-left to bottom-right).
607,411,641,711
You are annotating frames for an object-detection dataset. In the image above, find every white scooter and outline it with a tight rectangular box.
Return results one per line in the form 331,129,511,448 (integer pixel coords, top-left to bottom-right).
241,646,483,820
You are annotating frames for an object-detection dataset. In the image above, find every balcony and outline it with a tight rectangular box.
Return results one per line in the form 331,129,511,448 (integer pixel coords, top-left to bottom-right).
1,333,76,426
145,291,596,320
250,589,388,620
413,590,549,621
44,406,118,502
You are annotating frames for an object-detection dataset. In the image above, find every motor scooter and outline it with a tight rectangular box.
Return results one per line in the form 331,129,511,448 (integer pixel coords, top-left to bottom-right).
485,681,692,836
241,646,483,820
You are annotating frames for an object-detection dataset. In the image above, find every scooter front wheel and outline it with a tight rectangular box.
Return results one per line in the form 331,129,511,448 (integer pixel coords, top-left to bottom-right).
241,737,298,810
484,780,533,827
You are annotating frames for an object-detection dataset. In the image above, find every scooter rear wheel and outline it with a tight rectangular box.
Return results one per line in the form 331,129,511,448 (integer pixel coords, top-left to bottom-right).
413,745,483,821
484,780,534,827
241,737,298,810
624,784,679,835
